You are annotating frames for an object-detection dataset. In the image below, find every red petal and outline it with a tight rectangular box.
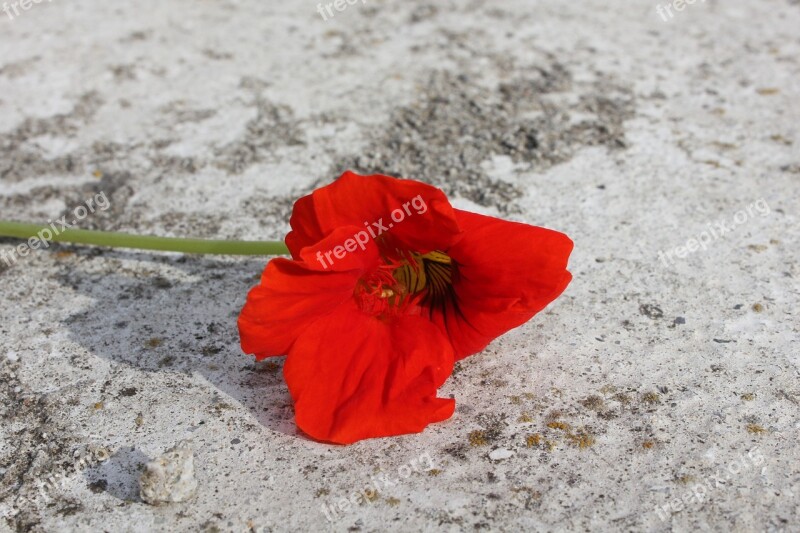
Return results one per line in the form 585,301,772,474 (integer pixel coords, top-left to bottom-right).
238,258,360,360
435,210,573,360
296,225,380,272
286,171,461,258
284,302,456,444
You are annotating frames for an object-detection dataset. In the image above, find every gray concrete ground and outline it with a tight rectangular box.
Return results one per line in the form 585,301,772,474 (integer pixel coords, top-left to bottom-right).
1,0,798,531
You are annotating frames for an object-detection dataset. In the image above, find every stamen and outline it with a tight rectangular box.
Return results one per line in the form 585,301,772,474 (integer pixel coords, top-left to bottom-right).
355,249,457,318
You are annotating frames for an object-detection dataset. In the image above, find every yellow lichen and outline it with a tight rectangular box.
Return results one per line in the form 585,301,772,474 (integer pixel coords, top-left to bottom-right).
642,392,661,404
612,392,631,405
511,486,542,500
469,430,488,447
145,337,163,348
599,384,617,394
580,395,605,411
567,432,595,449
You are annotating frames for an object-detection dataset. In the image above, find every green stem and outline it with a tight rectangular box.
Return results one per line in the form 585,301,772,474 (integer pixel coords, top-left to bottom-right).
0,221,289,256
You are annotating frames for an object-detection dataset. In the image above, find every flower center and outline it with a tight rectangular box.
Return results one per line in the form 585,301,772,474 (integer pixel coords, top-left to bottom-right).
354,250,455,317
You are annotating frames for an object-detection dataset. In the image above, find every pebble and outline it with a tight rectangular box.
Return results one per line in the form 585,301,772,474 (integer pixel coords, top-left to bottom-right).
139,441,198,505
489,448,515,461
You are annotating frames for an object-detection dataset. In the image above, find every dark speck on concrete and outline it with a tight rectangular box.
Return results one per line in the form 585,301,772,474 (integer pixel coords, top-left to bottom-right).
639,304,664,319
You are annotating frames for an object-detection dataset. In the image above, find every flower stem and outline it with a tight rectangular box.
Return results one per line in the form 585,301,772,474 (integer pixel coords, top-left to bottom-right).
0,221,289,256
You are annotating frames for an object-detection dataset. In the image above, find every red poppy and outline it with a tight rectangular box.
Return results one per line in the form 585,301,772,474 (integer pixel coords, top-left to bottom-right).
238,171,573,444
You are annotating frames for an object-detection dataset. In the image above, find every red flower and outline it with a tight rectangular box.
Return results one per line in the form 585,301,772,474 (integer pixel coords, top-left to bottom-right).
238,172,573,444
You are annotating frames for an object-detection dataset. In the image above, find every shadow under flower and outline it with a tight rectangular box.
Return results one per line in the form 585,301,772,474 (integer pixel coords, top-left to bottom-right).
82,447,151,502
56,248,298,440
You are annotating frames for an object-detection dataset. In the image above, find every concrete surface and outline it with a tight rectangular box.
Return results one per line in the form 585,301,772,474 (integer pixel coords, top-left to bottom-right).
1,0,799,531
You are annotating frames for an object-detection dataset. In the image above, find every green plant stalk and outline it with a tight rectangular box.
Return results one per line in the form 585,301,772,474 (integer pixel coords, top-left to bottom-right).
0,221,289,256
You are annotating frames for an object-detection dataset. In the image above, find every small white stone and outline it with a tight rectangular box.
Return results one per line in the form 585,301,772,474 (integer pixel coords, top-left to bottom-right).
488,448,515,461
139,441,198,505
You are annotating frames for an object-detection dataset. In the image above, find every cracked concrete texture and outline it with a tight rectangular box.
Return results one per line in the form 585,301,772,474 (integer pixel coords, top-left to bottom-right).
0,0,798,531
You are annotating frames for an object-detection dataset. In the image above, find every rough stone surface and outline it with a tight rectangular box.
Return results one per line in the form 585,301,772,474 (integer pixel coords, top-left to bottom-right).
138,441,198,506
0,1,799,532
